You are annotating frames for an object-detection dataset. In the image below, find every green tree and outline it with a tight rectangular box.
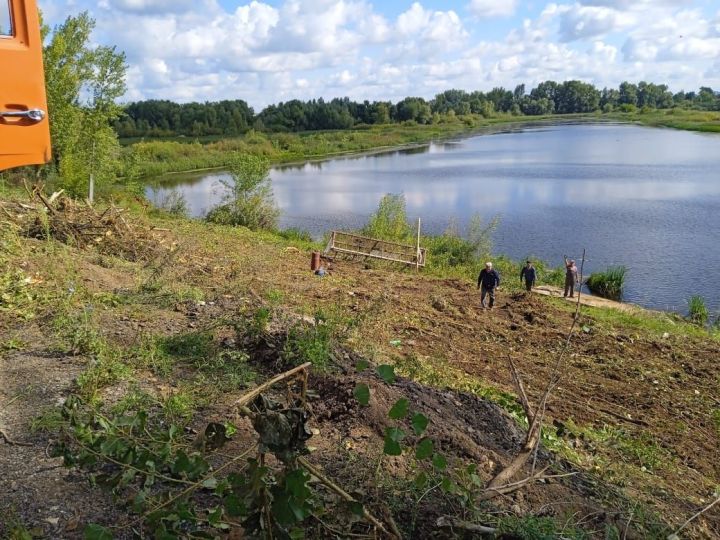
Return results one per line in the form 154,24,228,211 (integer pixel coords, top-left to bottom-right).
206,154,279,230
42,11,127,197
362,193,412,242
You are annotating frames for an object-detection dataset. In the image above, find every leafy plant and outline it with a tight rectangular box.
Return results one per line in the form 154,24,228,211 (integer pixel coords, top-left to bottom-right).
362,193,412,242
587,266,627,300
206,154,279,231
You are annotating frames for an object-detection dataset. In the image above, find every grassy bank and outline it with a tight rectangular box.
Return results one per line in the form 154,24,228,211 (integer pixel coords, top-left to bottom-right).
2,187,719,538
126,113,585,179
607,108,720,133
125,109,720,182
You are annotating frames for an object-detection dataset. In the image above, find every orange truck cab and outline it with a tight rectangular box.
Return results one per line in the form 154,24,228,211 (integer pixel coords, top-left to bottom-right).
0,0,51,171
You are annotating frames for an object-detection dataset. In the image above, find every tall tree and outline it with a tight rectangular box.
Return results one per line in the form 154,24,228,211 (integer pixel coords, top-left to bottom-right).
42,12,127,197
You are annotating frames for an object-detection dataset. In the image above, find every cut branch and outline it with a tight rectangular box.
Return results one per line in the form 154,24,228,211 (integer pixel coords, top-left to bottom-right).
232,362,311,411
299,457,397,538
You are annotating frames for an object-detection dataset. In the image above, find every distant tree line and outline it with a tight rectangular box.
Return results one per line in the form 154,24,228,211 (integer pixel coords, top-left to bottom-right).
114,81,720,138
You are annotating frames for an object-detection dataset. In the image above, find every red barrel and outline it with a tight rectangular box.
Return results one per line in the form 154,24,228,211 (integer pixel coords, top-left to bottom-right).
310,251,321,271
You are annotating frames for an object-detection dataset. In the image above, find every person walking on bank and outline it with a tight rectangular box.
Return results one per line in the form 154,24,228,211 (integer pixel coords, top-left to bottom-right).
477,262,501,309
564,256,579,298
520,260,536,292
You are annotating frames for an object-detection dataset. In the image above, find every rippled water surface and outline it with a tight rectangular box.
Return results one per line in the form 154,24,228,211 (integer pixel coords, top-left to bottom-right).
146,123,720,313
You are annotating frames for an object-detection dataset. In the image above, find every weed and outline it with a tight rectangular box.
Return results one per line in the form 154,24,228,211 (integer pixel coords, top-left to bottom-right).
282,315,335,371
277,227,313,243
53,309,104,355
587,266,627,300
156,189,189,217
162,390,196,424
158,331,215,362
76,345,132,401
265,288,285,305
688,295,709,325
31,408,65,433
206,154,279,231
112,387,157,415
497,515,590,540
362,193,413,242
193,349,257,392
593,426,670,471
134,335,174,375
1,338,27,351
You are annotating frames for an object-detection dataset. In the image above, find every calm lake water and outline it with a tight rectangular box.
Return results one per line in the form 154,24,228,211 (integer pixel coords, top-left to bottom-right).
146,122,720,314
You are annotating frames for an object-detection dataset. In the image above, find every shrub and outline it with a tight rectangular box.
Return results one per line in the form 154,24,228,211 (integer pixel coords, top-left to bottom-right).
362,193,413,242
206,153,279,230
687,295,709,325
157,189,189,217
587,266,627,300
424,215,499,269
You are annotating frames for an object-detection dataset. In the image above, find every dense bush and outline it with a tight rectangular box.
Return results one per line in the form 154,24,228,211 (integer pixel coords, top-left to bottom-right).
361,193,413,242
206,154,279,231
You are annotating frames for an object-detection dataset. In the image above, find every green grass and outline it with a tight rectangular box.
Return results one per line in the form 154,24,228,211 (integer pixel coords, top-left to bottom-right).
587,266,627,300
688,295,709,325
282,315,335,371
607,108,720,133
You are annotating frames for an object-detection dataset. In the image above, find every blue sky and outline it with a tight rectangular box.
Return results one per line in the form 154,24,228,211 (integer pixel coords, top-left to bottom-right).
39,0,720,108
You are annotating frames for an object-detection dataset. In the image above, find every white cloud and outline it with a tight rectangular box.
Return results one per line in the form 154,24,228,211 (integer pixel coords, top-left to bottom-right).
39,0,720,107
99,0,196,14
467,0,517,18
559,4,636,41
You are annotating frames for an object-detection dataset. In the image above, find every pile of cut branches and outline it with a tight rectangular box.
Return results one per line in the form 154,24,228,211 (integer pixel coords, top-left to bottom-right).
1,184,173,262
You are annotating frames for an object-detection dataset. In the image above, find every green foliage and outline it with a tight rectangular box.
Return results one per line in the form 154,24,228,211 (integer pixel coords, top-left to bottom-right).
277,227,313,243
688,295,709,325
411,413,429,435
376,364,396,384
155,189,189,217
415,438,433,459
282,316,334,371
383,427,405,456
206,154,279,231
53,393,323,539
497,515,589,540
388,398,409,419
424,214,499,269
361,193,412,242
42,11,127,197
587,266,627,300
353,383,370,405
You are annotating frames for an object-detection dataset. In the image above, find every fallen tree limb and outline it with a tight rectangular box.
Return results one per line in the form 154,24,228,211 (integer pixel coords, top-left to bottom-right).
232,362,311,410
668,495,720,540
298,457,397,539
0,428,32,446
435,516,496,535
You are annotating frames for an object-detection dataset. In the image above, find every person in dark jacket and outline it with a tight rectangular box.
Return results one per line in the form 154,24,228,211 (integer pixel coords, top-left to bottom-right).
520,260,536,292
564,257,579,298
477,262,500,309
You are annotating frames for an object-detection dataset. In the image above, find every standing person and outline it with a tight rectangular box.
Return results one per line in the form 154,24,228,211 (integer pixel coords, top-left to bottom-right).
477,262,501,309
564,256,579,298
520,260,536,292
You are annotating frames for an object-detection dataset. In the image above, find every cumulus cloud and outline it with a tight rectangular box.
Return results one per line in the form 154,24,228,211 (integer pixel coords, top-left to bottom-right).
558,4,635,41
467,0,517,18
39,0,720,107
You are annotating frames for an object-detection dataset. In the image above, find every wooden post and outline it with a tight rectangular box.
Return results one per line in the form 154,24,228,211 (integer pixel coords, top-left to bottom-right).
416,217,421,272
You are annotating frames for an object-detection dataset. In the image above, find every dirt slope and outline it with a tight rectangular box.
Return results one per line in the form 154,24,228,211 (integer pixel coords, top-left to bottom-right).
1,207,719,538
